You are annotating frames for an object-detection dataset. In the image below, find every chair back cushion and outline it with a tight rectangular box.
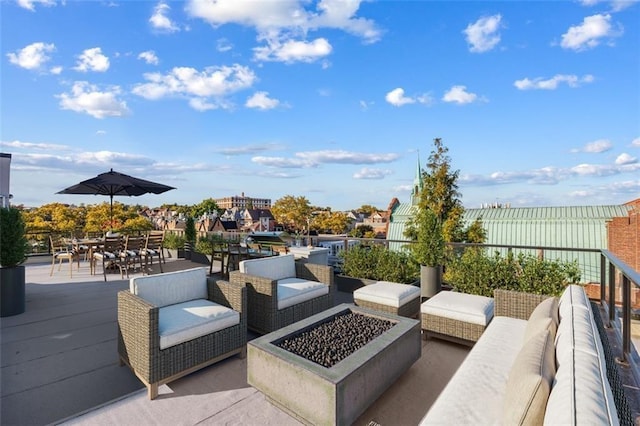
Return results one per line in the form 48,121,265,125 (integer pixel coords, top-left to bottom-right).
239,254,296,281
130,267,208,307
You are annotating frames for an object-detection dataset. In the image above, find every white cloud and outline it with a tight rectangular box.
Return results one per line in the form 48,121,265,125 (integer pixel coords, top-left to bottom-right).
218,143,284,156
150,1,180,32
560,14,621,51
251,150,399,169
7,42,55,70
574,139,613,153
615,153,637,165
353,168,392,179
579,0,637,12
514,74,594,90
217,38,233,52
442,85,478,104
74,47,110,72
463,14,502,53
57,81,129,119
385,88,415,107
0,140,71,151
246,91,280,110
185,0,381,44
17,0,55,11
138,50,159,65
252,156,317,168
132,64,257,110
296,150,399,164
253,38,332,63
50,65,63,74
631,138,640,147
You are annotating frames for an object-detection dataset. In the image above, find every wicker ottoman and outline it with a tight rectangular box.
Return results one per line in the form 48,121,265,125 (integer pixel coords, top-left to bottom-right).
421,291,494,344
353,281,421,318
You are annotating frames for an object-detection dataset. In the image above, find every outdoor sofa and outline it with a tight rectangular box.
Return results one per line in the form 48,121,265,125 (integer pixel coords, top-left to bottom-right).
421,284,625,425
229,253,333,334
117,267,246,399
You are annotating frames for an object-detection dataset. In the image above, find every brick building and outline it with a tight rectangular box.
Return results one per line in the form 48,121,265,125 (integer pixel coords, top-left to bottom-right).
608,198,639,273
215,193,271,210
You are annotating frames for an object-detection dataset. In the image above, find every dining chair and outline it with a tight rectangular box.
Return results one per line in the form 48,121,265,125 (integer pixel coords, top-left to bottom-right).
91,235,126,281
49,235,79,278
209,240,227,276
121,234,146,276
141,231,165,273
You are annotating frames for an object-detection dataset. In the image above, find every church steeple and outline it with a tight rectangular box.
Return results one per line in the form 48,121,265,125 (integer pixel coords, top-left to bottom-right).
411,153,423,205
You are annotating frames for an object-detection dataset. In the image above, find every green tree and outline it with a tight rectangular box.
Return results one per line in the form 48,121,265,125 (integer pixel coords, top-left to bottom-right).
358,205,379,216
350,224,374,238
190,198,220,218
314,211,349,234
418,137,465,243
271,195,312,233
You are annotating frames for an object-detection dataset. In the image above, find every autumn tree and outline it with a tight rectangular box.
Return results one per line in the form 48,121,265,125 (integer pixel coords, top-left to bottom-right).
23,203,83,234
358,205,379,216
313,211,349,234
271,195,312,233
84,202,148,233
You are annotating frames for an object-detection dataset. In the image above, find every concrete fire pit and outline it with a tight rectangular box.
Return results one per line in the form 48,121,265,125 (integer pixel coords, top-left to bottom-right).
247,304,421,425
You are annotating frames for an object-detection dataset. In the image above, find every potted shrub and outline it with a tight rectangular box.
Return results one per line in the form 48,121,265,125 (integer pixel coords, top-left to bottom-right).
407,208,445,298
1,207,29,317
163,232,186,259
184,216,196,260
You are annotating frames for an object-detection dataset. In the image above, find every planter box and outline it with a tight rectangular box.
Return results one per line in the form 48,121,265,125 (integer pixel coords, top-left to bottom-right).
189,251,211,265
334,275,377,293
248,304,421,426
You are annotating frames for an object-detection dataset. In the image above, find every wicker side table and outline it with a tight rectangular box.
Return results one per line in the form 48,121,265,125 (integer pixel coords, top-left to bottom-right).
353,281,421,318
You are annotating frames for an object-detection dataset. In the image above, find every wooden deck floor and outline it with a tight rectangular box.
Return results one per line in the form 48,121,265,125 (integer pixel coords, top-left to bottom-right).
1,259,469,425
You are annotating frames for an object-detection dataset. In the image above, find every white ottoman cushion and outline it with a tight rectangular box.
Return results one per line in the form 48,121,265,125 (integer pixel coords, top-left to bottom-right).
421,291,494,326
277,277,329,310
354,281,421,308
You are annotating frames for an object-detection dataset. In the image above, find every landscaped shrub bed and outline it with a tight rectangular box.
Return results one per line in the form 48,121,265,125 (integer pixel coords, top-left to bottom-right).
339,244,419,284
444,249,582,297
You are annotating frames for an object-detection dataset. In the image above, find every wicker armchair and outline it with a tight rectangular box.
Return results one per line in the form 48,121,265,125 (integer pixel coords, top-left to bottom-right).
229,255,333,334
117,272,246,399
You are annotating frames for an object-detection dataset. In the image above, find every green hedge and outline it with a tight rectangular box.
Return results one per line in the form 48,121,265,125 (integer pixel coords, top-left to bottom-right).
444,249,582,297
163,232,185,250
339,244,419,284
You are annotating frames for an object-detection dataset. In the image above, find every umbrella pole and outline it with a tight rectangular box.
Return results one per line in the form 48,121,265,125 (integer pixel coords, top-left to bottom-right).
110,195,113,232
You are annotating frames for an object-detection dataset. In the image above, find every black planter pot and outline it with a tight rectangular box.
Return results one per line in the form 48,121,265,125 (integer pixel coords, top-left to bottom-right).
1,265,26,317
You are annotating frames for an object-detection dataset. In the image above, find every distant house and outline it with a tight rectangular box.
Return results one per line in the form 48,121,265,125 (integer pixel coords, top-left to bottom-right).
241,209,274,232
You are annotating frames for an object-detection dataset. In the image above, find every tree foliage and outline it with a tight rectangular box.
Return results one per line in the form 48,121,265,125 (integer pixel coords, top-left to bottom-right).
190,198,220,218
271,195,312,233
314,211,349,234
358,205,379,215
1,207,29,267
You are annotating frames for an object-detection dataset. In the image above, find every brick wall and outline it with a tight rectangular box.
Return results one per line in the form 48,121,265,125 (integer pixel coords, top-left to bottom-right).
607,201,639,273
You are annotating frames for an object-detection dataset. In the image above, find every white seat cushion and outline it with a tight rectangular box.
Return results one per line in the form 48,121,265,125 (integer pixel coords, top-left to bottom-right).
277,277,329,310
240,254,296,281
130,267,208,308
421,316,528,425
158,299,240,350
354,281,420,308
421,291,495,326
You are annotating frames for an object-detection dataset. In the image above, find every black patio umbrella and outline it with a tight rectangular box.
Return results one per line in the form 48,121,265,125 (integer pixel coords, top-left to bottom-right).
57,168,176,227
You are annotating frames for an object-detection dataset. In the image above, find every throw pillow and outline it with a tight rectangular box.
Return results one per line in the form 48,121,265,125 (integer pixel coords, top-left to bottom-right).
524,297,559,342
502,330,556,426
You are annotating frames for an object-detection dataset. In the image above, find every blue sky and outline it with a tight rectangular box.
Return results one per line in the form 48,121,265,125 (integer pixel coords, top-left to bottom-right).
2,0,639,211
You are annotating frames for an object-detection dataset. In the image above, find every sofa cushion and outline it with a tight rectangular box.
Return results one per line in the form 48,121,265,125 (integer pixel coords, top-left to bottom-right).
420,291,495,326
158,299,240,350
130,267,208,308
239,254,296,282
353,281,421,308
524,297,559,342
503,329,556,425
545,284,619,425
420,316,528,425
277,277,329,310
